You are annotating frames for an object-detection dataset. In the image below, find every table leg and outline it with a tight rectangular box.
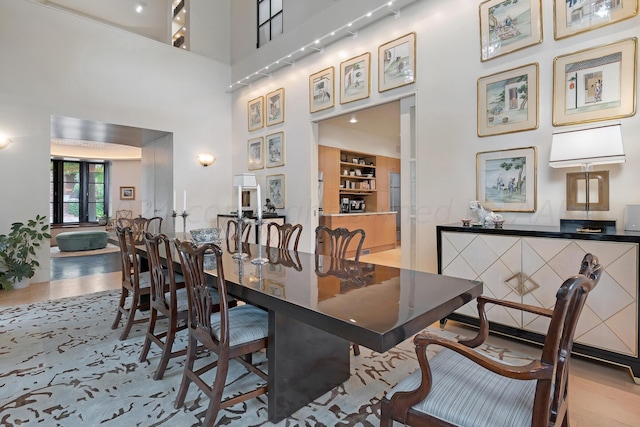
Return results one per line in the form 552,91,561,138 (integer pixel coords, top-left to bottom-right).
267,310,350,423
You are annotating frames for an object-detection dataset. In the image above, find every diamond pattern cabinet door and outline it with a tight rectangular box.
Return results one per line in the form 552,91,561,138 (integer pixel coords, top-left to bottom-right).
441,232,522,327
522,237,638,357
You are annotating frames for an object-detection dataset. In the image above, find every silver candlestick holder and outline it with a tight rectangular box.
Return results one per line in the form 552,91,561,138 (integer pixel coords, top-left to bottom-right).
180,210,189,236
172,210,178,233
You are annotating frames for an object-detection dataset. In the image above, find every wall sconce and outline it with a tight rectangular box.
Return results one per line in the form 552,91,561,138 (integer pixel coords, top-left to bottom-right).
0,136,12,150
197,153,215,167
550,122,625,232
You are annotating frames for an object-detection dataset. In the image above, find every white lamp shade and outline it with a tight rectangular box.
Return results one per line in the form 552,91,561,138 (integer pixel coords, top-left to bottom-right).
233,173,257,188
549,123,625,168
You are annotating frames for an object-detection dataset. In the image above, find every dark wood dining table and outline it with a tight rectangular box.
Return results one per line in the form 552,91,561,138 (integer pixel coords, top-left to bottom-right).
123,235,482,423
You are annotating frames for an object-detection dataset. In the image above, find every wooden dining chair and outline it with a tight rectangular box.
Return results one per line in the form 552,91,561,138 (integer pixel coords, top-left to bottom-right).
315,225,366,261
111,226,152,340
174,240,268,427
266,222,303,250
225,219,253,243
138,232,188,380
314,225,366,355
145,216,163,234
380,253,603,427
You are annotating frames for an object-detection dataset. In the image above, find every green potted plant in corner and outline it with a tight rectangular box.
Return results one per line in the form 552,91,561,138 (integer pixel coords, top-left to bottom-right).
0,214,51,290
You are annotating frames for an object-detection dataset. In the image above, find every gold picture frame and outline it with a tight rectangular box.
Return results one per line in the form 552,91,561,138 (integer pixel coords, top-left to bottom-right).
566,171,609,211
266,174,285,209
552,37,637,126
554,0,638,40
265,132,285,168
247,137,263,170
378,32,416,92
479,0,543,62
340,52,370,104
476,146,537,212
309,67,335,113
247,96,264,131
120,186,135,200
477,63,539,137
266,87,285,126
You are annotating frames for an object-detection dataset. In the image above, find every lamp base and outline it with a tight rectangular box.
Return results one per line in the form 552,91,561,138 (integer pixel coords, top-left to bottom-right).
560,219,616,234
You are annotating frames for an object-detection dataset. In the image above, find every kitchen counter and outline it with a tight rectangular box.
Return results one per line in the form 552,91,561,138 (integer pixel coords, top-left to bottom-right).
319,212,397,256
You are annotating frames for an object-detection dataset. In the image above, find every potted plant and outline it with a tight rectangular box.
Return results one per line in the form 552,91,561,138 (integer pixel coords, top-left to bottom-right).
0,214,51,290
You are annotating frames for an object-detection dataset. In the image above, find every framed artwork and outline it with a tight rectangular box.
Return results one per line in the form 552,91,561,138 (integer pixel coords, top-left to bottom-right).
552,37,637,126
247,137,263,170
265,132,285,168
266,88,285,126
266,174,285,209
309,67,335,113
378,32,416,92
479,0,543,62
566,171,609,211
340,52,371,104
247,96,264,131
120,186,135,200
477,63,539,137
554,0,638,40
476,146,537,212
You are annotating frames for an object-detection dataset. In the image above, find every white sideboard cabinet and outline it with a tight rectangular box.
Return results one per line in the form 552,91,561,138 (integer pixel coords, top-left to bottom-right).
437,224,640,383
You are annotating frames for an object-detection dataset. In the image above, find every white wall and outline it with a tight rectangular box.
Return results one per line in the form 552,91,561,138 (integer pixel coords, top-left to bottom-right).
0,0,233,283
231,0,640,272
319,123,400,158
110,160,142,218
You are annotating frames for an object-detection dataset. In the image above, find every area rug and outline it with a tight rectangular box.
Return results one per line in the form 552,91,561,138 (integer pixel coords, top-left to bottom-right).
50,243,121,258
0,291,531,426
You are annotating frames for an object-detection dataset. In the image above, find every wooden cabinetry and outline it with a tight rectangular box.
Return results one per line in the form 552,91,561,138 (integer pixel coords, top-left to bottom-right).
319,146,399,214
320,213,396,257
437,224,640,382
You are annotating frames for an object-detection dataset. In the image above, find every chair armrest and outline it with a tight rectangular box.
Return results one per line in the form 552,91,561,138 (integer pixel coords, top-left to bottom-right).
479,296,554,317
458,296,553,348
386,332,553,422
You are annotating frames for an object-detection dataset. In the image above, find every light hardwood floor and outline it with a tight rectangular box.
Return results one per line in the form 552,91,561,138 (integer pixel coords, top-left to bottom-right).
2,248,640,426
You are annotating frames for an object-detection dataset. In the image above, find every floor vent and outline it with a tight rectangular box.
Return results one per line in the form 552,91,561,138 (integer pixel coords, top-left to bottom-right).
362,249,371,255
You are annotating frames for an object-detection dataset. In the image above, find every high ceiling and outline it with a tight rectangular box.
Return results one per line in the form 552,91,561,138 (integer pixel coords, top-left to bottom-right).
41,0,170,42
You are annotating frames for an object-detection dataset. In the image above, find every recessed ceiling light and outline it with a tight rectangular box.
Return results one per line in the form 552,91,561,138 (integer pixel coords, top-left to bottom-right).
349,117,358,124
135,2,146,13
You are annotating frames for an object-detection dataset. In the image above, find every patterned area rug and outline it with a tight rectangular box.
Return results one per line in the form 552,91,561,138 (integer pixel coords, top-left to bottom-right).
0,291,531,426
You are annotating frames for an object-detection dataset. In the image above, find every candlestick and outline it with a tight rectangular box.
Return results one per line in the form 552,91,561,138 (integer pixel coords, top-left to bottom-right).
183,190,187,211
172,210,177,234
173,191,176,211
251,184,268,265
180,210,189,237
232,185,244,260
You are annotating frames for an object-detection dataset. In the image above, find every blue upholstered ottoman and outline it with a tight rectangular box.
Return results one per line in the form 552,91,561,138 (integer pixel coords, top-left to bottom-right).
56,231,110,252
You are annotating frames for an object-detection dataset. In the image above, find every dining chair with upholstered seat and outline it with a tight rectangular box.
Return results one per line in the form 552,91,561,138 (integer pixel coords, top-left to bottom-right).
111,226,153,340
380,253,603,427
174,240,269,427
315,225,366,355
138,232,188,380
266,222,303,250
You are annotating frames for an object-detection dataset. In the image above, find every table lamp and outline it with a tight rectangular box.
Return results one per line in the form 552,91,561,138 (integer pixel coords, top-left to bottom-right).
549,122,624,233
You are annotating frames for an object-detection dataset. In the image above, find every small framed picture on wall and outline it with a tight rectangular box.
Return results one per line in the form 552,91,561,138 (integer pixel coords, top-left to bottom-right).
266,174,285,209
247,137,263,170
378,32,416,92
120,186,135,200
266,88,285,126
309,67,335,113
248,96,264,131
